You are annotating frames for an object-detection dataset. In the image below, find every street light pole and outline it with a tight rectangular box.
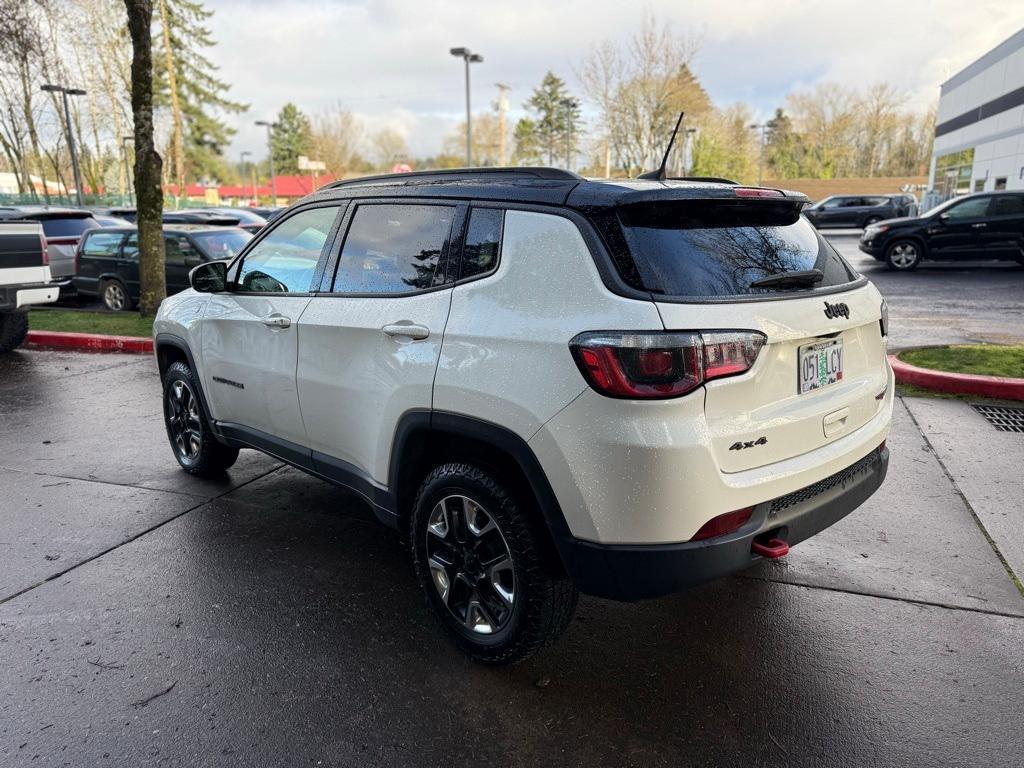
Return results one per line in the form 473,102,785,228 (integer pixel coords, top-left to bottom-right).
42,84,86,206
450,47,483,166
682,128,696,176
240,150,251,206
749,122,767,186
255,120,279,203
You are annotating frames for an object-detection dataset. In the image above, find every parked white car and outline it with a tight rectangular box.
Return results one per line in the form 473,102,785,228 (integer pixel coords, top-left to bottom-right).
154,168,894,664
0,219,59,352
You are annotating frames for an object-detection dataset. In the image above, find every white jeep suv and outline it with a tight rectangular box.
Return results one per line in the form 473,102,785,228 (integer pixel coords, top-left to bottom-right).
154,168,893,664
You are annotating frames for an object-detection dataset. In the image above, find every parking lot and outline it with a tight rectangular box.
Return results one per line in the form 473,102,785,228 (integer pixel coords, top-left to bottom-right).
2,246,1023,767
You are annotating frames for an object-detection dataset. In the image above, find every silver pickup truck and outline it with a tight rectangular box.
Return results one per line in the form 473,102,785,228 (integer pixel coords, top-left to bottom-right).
0,220,60,352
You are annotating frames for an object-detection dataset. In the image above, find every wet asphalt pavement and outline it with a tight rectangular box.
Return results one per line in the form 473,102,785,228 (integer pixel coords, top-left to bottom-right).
829,235,1024,349
3,255,1024,766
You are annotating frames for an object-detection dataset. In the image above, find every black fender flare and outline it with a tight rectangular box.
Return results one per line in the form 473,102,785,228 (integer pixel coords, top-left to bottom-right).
154,333,217,428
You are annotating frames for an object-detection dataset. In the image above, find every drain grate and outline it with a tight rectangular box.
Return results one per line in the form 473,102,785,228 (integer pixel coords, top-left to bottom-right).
972,404,1024,433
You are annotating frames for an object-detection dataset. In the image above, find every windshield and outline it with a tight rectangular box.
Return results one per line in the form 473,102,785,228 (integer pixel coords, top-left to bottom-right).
612,200,858,299
189,229,252,260
40,217,98,238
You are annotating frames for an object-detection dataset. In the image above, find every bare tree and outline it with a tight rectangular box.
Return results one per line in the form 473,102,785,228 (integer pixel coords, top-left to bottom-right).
578,13,702,175
124,0,166,316
309,103,364,178
371,127,408,169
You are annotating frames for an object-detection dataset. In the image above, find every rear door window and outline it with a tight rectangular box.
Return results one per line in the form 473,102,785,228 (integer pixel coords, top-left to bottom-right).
81,231,125,256
611,200,857,299
990,195,1024,217
333,203,455,294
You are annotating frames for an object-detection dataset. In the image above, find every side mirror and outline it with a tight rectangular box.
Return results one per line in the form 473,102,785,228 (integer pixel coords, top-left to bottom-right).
190,260,227,293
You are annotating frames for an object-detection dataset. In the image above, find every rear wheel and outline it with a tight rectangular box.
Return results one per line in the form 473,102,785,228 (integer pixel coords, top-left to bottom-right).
885,240,922,271
0,311,29,353
410,463,578,665
100,279,130,311
864,215,882,227
162,361,238,477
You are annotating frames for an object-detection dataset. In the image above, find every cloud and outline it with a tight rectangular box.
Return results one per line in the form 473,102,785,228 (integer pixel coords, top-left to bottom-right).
206,0,1024,159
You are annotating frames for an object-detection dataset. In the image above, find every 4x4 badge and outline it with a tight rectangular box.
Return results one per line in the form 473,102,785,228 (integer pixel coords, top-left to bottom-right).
729,436,768,451
823,301,850,319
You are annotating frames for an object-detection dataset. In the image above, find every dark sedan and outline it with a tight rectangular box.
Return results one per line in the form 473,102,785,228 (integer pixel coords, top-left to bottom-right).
858,191,1024,270
804,194,918,229
73,224,252,310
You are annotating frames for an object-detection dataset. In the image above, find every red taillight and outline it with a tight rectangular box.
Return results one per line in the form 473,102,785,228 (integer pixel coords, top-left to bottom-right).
733,187,784,198
690,507,754,541
39,233,49,265
570,330,765,400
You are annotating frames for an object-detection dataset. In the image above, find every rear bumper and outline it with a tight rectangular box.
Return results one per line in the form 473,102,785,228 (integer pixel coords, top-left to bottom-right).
561,445,889,601
0,282,60,312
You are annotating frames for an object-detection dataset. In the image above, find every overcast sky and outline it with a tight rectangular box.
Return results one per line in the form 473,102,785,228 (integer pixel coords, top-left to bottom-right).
205,0,1024,162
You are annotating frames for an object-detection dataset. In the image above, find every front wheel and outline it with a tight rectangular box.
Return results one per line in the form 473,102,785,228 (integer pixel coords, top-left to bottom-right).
410,463,578,665
162,361,239,477
885,240,922,271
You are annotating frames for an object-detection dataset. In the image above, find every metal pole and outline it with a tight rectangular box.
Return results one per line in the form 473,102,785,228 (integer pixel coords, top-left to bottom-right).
465,57,472,166
266,125,277,203
759,125,766,186
62,90,84,207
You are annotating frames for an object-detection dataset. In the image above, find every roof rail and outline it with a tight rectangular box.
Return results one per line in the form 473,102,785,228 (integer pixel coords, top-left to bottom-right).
325,166,584,190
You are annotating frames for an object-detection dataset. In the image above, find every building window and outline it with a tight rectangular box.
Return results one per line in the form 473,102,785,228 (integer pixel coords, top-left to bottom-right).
935,148,975,196
995,177,1008,191
974,179,986,192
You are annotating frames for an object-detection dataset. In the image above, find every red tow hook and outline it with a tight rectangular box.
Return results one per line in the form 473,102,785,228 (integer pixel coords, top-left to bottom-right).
752,536,790,559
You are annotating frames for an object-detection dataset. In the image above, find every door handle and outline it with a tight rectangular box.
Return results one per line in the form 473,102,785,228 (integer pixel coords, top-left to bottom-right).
261,314,291,329
382,323,429,340
971,222,987,228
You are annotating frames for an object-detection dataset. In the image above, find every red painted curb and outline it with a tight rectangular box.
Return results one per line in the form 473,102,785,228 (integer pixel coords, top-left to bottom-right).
889,353,1024,401
25,330,153,355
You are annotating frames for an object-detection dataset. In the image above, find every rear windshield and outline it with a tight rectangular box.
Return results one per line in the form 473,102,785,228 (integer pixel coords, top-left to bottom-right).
41,217,98,238
189,229,252,260
610,201,857,299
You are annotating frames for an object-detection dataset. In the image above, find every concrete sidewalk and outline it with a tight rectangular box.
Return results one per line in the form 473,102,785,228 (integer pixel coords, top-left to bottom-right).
1,349,1022,767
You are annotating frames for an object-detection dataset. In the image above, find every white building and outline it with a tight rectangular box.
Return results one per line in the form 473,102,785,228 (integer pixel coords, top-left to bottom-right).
929,28,1024,204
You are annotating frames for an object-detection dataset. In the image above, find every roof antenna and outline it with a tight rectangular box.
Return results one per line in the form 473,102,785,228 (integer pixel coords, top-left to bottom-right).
638,112,684,181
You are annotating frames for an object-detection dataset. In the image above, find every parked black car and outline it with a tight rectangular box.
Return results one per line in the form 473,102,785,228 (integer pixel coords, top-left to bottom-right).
858,191,1024,270
73,225,252,310
803,194,918,229
91,206,138,223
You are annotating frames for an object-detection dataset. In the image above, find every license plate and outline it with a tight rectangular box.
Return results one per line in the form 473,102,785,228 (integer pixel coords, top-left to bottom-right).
798,339,843,394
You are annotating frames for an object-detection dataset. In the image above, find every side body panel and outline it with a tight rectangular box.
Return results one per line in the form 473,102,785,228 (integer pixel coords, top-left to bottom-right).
433,208,663,441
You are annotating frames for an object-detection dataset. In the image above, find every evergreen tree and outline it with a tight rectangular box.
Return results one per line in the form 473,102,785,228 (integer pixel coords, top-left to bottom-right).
524,72,583,166
764,108,803,179
272,103,312,175
511,118,542,165
153,0,247,183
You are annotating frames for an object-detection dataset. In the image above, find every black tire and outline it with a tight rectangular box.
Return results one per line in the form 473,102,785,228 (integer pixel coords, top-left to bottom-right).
885,239,922,271
410,462,578,665
100,279,131,311
0,311,29,353
162,361,239,477
864,215,882,227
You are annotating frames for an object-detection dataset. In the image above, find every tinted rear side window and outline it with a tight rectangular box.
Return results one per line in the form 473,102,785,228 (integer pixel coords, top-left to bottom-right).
460,208,503,280
334,204,454,294
612,201,857,299
41,217,97,237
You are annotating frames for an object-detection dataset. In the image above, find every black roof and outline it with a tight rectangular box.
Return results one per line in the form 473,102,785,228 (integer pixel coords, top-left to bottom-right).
0,206,95,219
307,167,808,209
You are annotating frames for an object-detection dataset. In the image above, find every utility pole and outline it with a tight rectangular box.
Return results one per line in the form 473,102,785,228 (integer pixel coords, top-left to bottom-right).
749,122,767,185
41,84,86,206
495,83,510,166
255,120,279,203
450,47,483,166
